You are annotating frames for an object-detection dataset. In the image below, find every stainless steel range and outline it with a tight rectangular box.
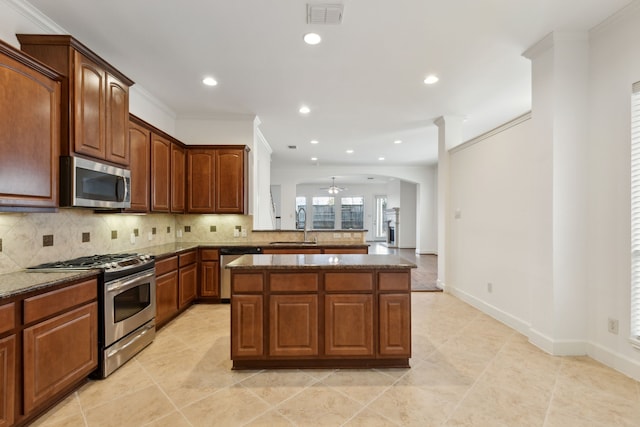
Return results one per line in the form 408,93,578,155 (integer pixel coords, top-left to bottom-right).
29,253,156,378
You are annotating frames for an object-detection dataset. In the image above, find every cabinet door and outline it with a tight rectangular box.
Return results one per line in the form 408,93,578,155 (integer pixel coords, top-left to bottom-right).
156,271,178,326
378,294,411,357
73,51,106,159
231,295,263,358
0,46,60,209
105,73,130,165
269,295,318,357
179,263,197,309
171,143,186,213
200,260,220,298
325,294,373,357
23,302,98,413
187,149,215,213
151,133,171,212
127,121,150,212
0,335,15,427
215,148,245,213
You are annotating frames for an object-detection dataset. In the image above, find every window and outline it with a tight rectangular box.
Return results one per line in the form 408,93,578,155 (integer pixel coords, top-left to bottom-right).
341,196,364,229
312,196,335,229
296,197,306,229
631,81,640,347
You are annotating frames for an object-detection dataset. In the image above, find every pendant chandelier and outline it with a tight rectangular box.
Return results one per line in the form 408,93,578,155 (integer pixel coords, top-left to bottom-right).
326,177,345,194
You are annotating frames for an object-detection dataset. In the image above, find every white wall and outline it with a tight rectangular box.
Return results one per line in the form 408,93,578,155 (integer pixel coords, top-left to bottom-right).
175,117,254,146
586,2,640,379
252,121,274,229
448,3,640,381
449,117,542,335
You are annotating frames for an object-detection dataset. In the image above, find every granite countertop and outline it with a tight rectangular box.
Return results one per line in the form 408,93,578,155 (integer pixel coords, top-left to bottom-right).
225,254,417,270
0,269,100,300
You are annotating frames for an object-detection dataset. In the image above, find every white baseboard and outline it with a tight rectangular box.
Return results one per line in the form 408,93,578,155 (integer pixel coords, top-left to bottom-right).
445,285,640,382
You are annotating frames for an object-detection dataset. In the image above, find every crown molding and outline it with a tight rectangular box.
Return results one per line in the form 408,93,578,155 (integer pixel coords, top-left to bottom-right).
450,111,532,154
129,85,176,119
590,0,640,37
6,0,67,33
522,31,588,60
177,112,256,121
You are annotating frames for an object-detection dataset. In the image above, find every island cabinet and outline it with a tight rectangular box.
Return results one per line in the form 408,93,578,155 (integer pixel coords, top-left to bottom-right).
187,146,248,214
199,249,220,301
0,40,61,211
230,255,413,369
17,34,134,166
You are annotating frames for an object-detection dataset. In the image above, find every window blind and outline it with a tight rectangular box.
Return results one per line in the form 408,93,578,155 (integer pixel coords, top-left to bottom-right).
630,81,640,347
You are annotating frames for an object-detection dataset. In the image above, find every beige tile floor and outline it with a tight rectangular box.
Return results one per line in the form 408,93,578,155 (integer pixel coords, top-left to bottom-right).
32,293,640,427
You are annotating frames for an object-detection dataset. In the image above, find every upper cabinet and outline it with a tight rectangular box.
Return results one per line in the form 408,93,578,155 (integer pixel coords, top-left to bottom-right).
0,40,61,211
127,118,151,212
187,146,248,214
17,34,134,166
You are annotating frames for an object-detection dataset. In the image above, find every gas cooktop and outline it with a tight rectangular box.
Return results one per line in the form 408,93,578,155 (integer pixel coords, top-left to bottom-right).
28,253,153,272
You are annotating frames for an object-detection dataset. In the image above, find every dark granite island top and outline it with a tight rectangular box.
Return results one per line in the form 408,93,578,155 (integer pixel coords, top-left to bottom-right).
226,254,416,270
228,254,415,370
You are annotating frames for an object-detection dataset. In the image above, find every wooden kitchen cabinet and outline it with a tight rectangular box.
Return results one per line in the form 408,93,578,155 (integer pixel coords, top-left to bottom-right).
151,132,171,212
199,249,220,300
0,40,61,211
269,294,319,357
17,35,133,166
22,278,98,414
155,256,179,327
325,294,373,357
171,143,186,213
379,294,411,356
231,294,264,358
0,335,15,427
127,119,151,212
187,146,248,214
178,251,197,309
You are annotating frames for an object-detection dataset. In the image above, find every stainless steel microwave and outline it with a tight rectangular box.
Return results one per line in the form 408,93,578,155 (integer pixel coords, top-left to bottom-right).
60,156,131,209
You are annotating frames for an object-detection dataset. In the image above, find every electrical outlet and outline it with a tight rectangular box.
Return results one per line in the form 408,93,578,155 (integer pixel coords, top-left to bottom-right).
487,282,493,293
608,318,619,335
333,233,341,238
241,229,247,237
130,233,136,244
343,232,351,238
233,228,240,237
177,230,183,238
148,232,153,241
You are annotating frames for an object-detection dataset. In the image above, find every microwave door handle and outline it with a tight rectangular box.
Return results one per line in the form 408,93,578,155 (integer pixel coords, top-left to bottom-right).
116,176,126,202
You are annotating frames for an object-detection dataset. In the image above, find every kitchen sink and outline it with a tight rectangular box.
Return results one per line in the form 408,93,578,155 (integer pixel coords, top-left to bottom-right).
269,241,318,246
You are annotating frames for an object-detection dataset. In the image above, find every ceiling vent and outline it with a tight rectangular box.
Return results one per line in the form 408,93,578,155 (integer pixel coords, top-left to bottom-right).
288,145,297,149
307,3,344,25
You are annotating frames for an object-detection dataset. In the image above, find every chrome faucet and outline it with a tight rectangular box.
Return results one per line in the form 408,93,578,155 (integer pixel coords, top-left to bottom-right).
298,207,315,243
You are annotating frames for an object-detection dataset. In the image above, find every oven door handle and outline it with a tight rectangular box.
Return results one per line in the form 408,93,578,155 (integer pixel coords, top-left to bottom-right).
106,322,155,358
107,270,155,293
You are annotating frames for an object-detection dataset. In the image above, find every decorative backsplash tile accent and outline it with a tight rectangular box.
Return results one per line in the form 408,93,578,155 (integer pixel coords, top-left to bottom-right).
82,232,90,243
184,226,191,232
167,226,171,234
43,235,54,247
152,227,156,235
133,228,139,237
111,230,118,239
210,225,216,232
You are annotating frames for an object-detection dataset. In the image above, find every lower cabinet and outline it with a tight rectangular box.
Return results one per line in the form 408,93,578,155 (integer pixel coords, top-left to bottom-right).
199,249,220,300
379,293,411,356
231,294,263,358
22,302,98,413
269,294,318,357
0,335,15,427
155,256,178,327
179,263,197,308
325,294,373,356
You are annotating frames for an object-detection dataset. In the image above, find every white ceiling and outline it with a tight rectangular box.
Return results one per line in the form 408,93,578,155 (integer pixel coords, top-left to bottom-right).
25,0,631,168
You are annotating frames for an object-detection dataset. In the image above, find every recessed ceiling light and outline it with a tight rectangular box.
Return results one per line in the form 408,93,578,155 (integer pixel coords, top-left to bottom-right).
423,75,439,85
394,140,402,144
202,77,218,86
346,149,354,154
310,140,319,144
299,106,311,114
303,33,322,45
378,157,385,161
311,157,318,161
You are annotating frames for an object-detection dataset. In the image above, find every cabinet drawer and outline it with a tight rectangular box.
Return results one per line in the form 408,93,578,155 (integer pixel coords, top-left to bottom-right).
0,303,15,334
325,272,373,292
155,256,178,276
378,272,411,291
23,278,98,324
270,273,318,292
232,274,264,293
179,250,197,267
200,248,219,261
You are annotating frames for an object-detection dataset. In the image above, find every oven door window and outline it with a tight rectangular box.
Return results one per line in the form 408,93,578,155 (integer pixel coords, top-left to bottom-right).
113,283,151,323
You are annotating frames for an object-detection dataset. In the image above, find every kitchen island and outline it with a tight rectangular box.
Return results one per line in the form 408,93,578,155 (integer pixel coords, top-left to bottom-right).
227,254,416,369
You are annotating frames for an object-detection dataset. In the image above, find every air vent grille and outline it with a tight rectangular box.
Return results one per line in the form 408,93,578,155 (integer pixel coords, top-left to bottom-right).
288,145,297,149
307,3,343,24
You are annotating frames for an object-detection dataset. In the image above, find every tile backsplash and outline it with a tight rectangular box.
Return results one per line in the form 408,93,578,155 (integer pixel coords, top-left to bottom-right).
0,210,253,274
